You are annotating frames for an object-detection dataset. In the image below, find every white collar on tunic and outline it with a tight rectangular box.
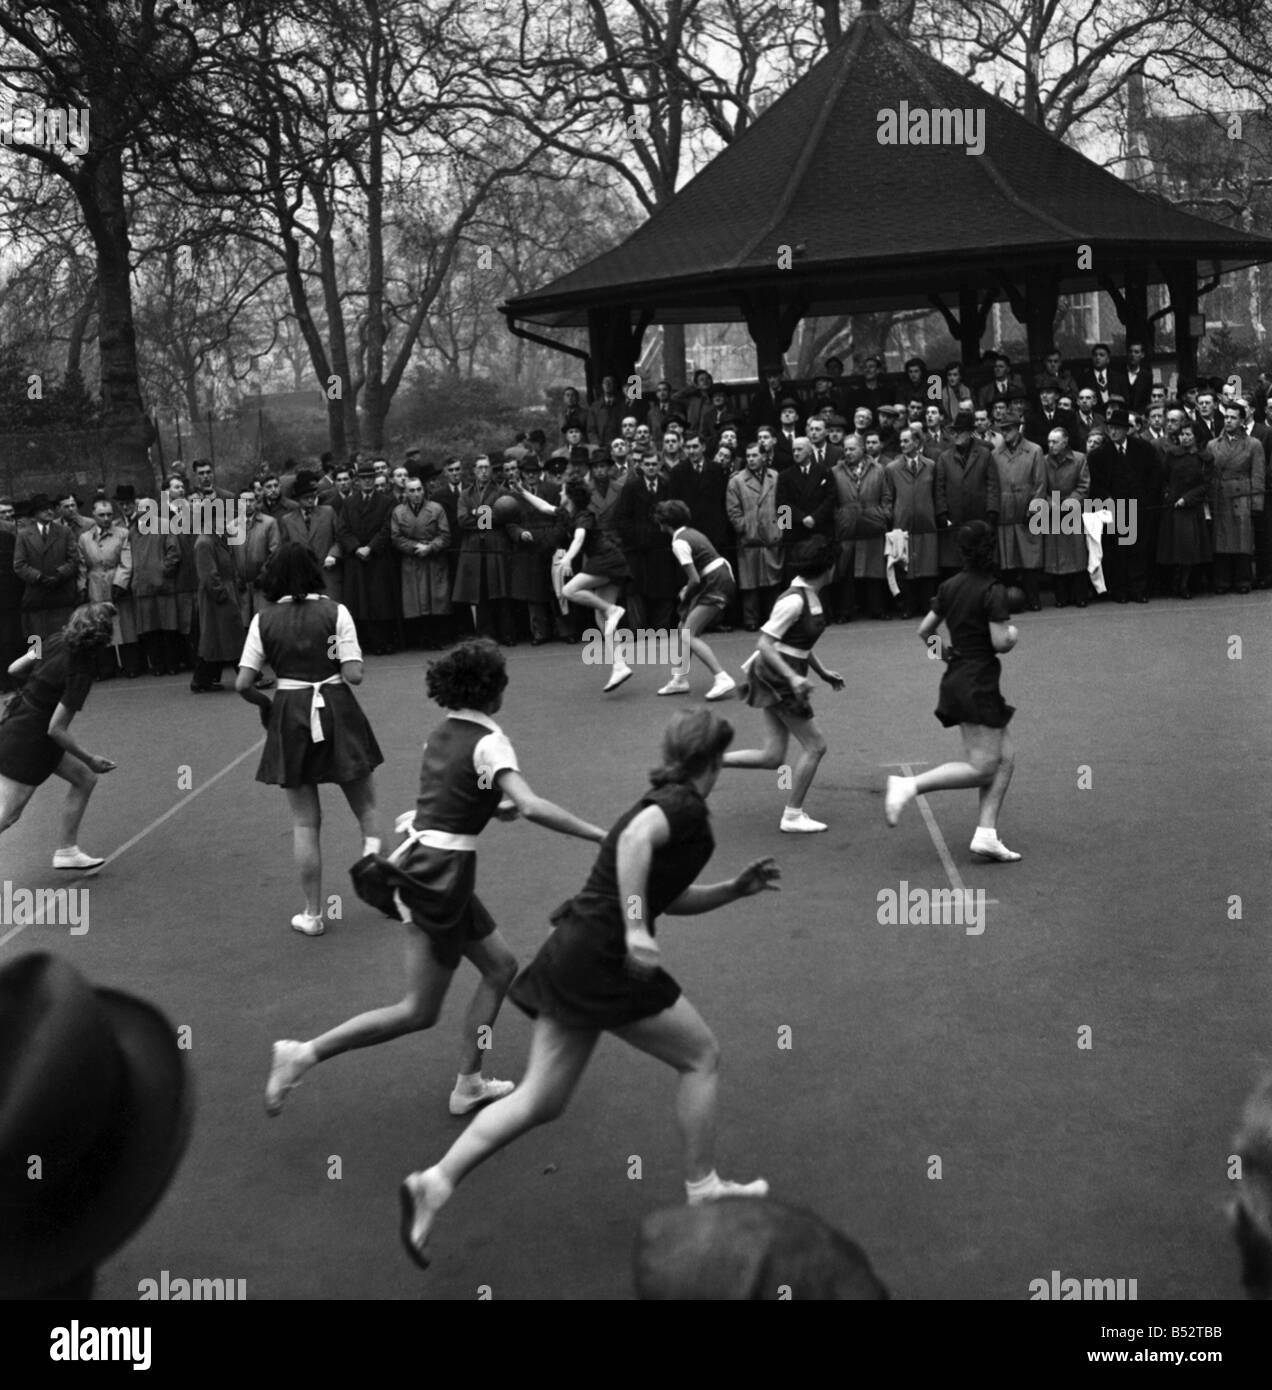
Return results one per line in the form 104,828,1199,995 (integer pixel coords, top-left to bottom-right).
451,708,505,736
275,594,328,603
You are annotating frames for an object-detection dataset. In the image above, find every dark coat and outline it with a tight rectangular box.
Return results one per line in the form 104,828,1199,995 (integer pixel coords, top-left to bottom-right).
194,533,246,662
775,460,836,541
453,481,510,603
505,479,562,604
614,472,680,598
13,520,78,614
585,394,627,447
1157,445,1212,567
667,460,731,553
0,525,24,613
934,437,1000,569
337,489,398,620
278,505,341,565
1078,367,1130,410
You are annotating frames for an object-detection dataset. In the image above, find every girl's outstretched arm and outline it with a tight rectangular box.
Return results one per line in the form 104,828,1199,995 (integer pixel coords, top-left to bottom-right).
496,768,605,842
665,857,781,915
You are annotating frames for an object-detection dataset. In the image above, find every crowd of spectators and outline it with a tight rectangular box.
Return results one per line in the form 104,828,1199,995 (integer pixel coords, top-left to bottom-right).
1,341,1267,691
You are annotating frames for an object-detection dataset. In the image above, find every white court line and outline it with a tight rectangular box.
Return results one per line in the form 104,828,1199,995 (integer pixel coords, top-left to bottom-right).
884,761,999,907
898,761,967,894
0,737,265,951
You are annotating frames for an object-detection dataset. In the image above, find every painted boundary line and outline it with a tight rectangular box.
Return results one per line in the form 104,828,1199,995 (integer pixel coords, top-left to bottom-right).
0,737,265,951
882,760,999,906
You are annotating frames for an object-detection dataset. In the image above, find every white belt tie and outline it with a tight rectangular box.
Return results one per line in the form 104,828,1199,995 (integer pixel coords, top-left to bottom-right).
275,674,344,741
389,809,478,856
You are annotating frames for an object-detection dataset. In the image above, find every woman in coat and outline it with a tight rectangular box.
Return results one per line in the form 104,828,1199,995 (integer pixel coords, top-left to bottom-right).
1157,424,1212,598
192,525,246,692
392,474,451,648
452,457,513,645
1041,431,1090,608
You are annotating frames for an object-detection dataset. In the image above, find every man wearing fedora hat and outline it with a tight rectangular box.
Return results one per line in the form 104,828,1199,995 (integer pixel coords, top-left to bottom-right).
278,469,342,599
13,495,79,641
0,952,193,1299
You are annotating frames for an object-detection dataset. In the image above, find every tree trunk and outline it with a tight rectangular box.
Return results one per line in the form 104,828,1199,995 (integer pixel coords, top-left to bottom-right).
78,135,154,493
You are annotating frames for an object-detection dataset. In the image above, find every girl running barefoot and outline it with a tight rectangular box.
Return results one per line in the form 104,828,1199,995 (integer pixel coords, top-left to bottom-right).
265,638,605,1120
236,544,383,935
723,543,844,834
0,603,118,869
884,520,1021,862
653,501,736,701
398,709,779,1269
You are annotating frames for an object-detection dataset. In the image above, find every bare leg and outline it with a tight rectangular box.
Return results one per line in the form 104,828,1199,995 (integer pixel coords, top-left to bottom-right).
284,784,324,918
912,725,998,795
399,1018,599,1261
780,710,827,810
564,574,620,619
455,931,519,1076
0,774,37,836
612,996,720,1182
721,708,789,769
976,730,1014,831
337,773,381,851
49,754,99,850
309,924,455,1061
266,925,459,1117
678,605,724,678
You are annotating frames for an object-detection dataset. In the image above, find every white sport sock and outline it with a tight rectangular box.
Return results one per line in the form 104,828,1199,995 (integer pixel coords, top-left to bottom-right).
685,1170,720,1199
363,836,382,856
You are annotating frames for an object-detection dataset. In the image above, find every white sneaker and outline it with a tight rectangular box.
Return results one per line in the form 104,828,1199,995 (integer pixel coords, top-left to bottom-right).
603,662,633,693
265,1040,310,1117
603,605,625,640
448,1076,515,1116
705,673,737,701
657,675,691,696
687,1175,770,1206
780,811,827,833
52,847,104,871
970,830,1021,862
291,911,325,936
884,775,912,827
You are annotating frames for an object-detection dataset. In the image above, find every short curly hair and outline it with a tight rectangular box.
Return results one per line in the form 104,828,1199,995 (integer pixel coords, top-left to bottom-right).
425,638,508,710
63,602,117,653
